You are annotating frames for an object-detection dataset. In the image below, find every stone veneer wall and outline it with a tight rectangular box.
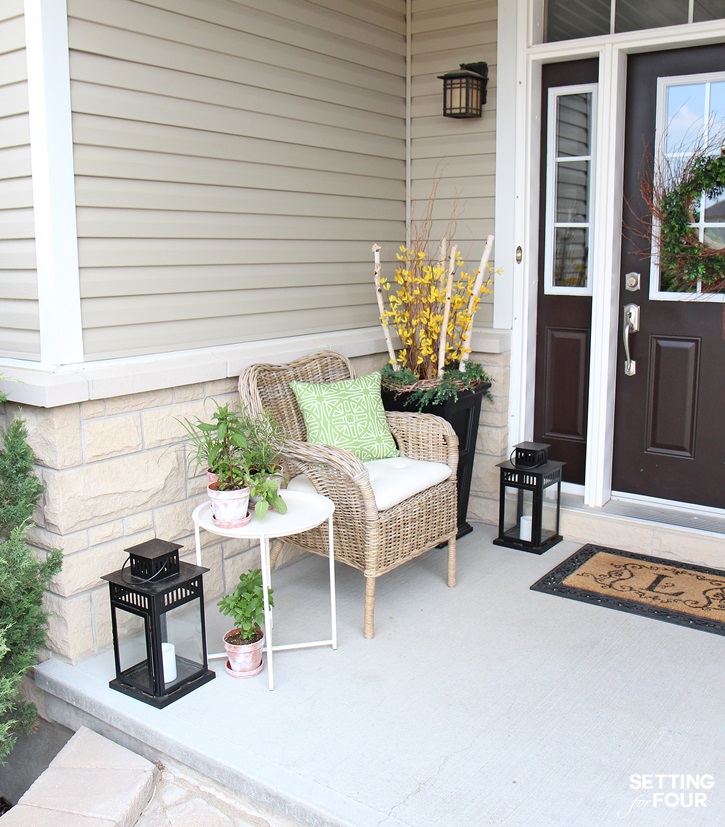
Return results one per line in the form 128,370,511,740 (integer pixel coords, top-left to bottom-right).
2,348,509,665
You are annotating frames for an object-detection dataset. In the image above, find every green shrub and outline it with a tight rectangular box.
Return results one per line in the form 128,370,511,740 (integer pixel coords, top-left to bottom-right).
0,414,62,765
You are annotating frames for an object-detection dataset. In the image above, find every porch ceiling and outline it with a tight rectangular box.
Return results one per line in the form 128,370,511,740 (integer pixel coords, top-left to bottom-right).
35,524,724,826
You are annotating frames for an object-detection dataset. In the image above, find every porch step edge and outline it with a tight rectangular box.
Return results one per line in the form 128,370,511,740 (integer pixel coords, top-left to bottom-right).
560,503,725,570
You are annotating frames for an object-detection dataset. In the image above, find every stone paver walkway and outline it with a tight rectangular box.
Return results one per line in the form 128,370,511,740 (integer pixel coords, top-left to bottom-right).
0,727,299,827
135,760,301,827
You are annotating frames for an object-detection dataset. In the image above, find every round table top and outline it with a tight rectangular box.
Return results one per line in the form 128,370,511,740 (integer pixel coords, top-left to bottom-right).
192,489,334,539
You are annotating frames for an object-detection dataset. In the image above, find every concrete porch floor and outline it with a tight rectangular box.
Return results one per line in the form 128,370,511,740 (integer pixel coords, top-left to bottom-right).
35,522,725,827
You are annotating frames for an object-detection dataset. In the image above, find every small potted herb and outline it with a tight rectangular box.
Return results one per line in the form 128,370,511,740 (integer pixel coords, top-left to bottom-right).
218,568,273,678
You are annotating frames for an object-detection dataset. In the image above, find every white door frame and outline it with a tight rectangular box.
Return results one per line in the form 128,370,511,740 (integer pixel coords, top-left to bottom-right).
499,2,725,508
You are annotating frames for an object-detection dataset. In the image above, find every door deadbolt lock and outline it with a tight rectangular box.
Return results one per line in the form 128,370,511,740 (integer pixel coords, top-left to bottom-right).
625,272,641,291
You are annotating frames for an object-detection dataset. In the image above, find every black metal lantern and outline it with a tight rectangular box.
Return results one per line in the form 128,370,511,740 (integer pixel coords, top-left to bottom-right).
493,442,564,554
102,539,215,708
439,62,488,118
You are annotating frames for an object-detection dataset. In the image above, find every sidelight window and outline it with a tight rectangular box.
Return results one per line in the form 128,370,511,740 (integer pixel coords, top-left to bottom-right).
544,85,597,295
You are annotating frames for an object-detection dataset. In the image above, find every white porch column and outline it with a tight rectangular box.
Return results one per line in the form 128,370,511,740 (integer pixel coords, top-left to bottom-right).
24,0,83,366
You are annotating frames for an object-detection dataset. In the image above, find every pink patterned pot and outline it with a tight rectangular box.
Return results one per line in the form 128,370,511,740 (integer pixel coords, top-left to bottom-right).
223,630,264,678
207,484,250,528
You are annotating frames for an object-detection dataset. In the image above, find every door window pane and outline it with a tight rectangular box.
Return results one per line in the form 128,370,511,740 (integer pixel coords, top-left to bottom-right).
554,227,589,288
616,0,688,32
664,84,706,153
556,94,592,157
556,162,590,222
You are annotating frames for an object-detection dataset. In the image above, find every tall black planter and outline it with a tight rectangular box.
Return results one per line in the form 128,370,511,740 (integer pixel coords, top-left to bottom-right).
382,382,489,538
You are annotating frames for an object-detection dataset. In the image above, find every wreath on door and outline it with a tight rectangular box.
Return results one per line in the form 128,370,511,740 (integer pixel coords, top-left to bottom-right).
650,152,725,291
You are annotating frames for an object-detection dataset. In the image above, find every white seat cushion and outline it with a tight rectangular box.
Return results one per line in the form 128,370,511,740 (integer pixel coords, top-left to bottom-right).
287,456,452,512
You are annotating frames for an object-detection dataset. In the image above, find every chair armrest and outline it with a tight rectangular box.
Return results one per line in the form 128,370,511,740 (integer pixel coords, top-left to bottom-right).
282,439,379,521
385,412,459,472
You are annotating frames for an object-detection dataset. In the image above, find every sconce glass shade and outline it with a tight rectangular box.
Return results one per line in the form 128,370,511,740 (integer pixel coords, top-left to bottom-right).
439,62,488,118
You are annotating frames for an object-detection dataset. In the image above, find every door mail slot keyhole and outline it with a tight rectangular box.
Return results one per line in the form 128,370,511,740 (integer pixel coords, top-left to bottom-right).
623,303,640,376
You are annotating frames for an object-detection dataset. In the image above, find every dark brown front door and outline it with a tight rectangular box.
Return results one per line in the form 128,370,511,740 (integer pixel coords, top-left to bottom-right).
612,46,725,509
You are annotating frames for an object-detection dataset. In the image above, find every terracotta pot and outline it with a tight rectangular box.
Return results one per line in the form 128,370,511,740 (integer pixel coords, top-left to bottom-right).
223,629,264,678
207,483,250,528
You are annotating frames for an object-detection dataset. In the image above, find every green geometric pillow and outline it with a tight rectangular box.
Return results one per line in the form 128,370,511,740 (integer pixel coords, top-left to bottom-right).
289,371,399,462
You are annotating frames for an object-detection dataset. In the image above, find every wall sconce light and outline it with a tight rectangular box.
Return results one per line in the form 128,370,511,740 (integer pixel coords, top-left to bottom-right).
439,62,488,119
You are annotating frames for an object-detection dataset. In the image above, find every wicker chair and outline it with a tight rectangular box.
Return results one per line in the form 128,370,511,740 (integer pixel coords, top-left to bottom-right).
238,351,459,638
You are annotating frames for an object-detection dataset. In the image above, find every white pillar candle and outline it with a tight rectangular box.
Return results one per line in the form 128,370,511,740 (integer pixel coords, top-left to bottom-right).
161,641,177,683
519,515,533,542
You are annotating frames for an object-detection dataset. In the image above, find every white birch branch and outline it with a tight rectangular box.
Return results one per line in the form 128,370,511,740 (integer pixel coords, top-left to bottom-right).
372,243,399,369
437,245,458,378
459,235,494,371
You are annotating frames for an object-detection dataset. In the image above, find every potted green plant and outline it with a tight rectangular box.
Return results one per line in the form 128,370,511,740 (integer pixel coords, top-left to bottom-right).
180,404,288,525
218,568,273,678
245,411,287,519
179,402,253,528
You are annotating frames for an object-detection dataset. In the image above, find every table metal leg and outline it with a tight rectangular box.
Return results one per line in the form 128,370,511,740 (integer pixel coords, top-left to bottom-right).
260,536,274,691
328,516,337,650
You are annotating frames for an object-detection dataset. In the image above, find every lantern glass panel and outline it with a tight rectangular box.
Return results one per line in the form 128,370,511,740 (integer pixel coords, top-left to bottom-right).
542,485,561,544
162,600,206,687
116,612,153,693
502,487,534,543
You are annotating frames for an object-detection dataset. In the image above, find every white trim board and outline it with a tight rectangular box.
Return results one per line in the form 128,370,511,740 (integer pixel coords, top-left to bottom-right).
0,326,511,408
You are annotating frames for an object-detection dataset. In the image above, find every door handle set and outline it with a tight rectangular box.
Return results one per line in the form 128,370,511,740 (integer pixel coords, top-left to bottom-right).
622,303,640,376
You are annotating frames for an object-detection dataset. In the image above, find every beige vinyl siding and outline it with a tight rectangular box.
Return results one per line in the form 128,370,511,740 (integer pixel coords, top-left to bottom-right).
68,0,407,360
0,1,40,360
410,0,496,326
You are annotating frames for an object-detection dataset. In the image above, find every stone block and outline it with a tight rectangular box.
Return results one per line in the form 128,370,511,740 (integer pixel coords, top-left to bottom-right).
13,404,83,470
479,410,509,428
18,727,156,827
221,536,255,558
471,457,501,500
154,500,199,542
44,593,94,662
476,425,508,457
91,587,113,652
204,379,237,397
83,415,142,462
124,511,154,534
142,399,211,450
174,383,205,402
88,520,124,546
41,448,186,534
560,511,654,554
467,493,499,524
652,529,725,568
81,399,105,419
0,805,115,825
486,364,510,396
27,525,88,554
104,389,173,415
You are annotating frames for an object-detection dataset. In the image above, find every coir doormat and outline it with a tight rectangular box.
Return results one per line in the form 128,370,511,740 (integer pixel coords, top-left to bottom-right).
531,544,725,636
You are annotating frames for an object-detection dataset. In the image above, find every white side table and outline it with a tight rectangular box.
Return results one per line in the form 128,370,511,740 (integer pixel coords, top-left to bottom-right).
192,490,336,690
